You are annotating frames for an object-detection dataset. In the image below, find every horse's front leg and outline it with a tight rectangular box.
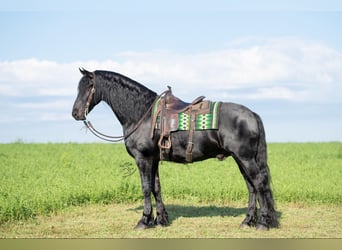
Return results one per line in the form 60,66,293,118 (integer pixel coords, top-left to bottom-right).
134,157,155,230
152,164,169,227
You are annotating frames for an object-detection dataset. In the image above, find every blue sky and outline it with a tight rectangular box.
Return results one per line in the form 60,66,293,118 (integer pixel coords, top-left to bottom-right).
1,1,342,143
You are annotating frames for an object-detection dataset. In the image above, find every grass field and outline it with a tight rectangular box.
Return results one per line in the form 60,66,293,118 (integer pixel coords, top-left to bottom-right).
0,142,341,237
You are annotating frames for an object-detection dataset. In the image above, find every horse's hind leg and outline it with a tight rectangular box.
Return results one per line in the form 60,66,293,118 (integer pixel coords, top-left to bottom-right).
240,177,258,228
234,158,257,227
235,157,277,230
254,166,278,230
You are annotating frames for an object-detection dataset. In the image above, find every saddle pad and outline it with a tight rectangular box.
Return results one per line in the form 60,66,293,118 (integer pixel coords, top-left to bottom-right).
155,101,221,131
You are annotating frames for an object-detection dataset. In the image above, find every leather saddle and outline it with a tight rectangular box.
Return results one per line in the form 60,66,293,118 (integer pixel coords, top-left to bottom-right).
164,87,205,112
151,86,209,162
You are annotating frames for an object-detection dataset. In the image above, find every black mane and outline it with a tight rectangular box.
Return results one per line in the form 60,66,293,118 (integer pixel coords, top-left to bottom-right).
95,70,156,96
94,70,157,125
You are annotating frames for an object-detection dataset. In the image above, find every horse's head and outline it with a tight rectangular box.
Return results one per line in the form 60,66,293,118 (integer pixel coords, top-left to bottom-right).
72,68,98,120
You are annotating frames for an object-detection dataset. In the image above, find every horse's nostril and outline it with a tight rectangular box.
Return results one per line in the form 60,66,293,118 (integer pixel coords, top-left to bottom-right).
72,110,78,119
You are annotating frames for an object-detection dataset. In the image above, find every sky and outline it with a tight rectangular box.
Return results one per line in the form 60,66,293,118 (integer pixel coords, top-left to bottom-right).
0,0,342,143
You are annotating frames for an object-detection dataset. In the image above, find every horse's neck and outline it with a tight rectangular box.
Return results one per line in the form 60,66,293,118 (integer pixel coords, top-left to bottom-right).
98,77,156,127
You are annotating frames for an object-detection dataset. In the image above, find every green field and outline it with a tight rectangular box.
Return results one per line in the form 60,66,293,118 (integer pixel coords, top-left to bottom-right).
0,142,341,226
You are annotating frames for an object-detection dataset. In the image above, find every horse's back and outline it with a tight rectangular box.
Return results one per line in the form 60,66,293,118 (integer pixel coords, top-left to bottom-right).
219,102,259,131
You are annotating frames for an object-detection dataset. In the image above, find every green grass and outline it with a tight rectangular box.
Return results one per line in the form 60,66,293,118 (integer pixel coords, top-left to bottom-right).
0,142,341,225
268,143,342,204
0,143,140,223
1,201,341,238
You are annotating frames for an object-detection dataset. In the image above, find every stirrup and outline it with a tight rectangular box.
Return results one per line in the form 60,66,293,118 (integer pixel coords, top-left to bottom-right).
158,136,172,149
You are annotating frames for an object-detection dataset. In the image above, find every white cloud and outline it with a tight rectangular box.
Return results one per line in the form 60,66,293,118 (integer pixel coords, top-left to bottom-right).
1,37,341,103
0,59,80,97
12,99,71,110
1,37,341,142
96,38,342,102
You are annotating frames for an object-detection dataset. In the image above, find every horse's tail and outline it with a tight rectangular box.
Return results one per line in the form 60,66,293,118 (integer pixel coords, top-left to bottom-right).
254,112,279,228
254,113,268,172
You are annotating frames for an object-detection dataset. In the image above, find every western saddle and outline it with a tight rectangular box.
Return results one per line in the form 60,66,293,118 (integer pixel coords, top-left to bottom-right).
151,86,210,162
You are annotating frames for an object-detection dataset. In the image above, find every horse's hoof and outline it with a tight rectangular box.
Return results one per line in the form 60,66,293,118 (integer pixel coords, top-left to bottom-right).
256,224,269,231
154,215,169,227
134,221,154,230
154,220,169,227
239,223,252,229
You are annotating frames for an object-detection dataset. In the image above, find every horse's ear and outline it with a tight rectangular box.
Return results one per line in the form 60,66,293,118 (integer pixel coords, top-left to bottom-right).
79,68,94,79
79,67,86,75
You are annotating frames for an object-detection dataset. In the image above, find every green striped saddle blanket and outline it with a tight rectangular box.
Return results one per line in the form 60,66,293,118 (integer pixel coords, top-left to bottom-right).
154,101,221,131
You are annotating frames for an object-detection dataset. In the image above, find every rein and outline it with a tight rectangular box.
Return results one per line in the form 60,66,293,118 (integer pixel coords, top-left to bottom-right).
82,72,169,142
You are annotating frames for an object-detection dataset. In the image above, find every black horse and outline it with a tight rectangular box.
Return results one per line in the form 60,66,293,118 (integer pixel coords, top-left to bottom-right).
72,69,278,230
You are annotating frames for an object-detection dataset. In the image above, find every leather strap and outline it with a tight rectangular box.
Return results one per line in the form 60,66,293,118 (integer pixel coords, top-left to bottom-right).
185,108,196,162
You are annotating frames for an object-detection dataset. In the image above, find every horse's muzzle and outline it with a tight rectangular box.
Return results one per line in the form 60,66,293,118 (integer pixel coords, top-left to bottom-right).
72,107,86,121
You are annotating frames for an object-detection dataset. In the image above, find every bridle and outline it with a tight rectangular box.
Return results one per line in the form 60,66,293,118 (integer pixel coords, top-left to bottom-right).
82,71,169,142
84,76,96,118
